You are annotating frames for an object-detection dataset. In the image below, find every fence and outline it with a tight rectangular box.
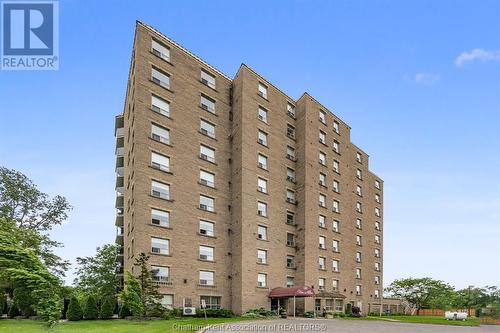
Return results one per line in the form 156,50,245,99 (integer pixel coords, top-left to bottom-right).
417,309,475,317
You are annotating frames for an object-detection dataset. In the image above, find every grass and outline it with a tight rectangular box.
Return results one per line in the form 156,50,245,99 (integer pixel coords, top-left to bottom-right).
342,315,481,326
0,317,248,333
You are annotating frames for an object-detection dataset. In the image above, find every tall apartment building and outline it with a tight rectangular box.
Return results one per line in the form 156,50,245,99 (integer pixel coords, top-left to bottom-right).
115,21,384,315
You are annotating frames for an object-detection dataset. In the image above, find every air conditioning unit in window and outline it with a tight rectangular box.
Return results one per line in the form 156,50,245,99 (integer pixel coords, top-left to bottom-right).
151,247,160,253
258,114,264,121
258,281,265,287
258,210,265,216
287,110,295,118
200,229,207,235
199,254,208,260
258,139,265,145
200,204,208,210
258,91,265,98
258,162,266,169
257,258,265,264
199,279,208,285
201,78,209,85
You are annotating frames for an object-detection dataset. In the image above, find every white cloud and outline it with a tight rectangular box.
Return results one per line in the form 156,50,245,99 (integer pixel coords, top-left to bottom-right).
455,48,500,67
414,72,440,85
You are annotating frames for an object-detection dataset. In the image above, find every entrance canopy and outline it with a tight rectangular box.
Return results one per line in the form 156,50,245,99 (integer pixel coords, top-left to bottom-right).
269,286,315,298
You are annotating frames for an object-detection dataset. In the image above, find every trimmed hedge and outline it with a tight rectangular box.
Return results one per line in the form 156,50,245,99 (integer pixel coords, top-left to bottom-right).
195,308,234,318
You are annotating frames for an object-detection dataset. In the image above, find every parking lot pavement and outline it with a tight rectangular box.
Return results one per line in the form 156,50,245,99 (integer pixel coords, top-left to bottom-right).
203,318,499,333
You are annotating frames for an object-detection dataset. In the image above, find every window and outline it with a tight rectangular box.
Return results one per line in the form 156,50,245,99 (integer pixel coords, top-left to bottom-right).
356,285,361,295
286,233,295,246
375,235,381,244
286,190,296,204
200,170,215,187
200,144,215,163
318,278,325,291
287,103,296,118
257,201,267,217
151,67,170,89
286,211,295,225
375,221,381,230
333,160,340,173
257,273,267,287
258,106,268,123
151,39,170,61
356,235,362,246
287,277,295,287
356,268,362,279
375,276,380,285
257,249,267,264
258,130,268,146
375,207,381,217
333,120,339,134
286,146,296,160
375,193,381,203
356,152,362,163
257,225,267,240
332,220,339,233
375,180,381,189
319,131,326,144
356,218,362,229
151,208,169,227
199,195,215,212
356,202,362,213
286,255,295,268
319,215,326,228
199,245,214,261
287,168,296,182
319,110,326,124
199,271,214,286
319,236,326,249
201,69,216,89
332,259,339,272
151,180,170,200
258,154,268,169
335,299,343,312
151,237,169,255
356,168,363,180
258,83,268,99
332,279,339,291
258,177,268,193
333,180,340,193
325,299,333,311
151,124,170,144
151,266,170,282
356,252,362,263
375,262,380,271
151,94,170,117
333,200,340,213
332,240,339,252
200,119,215,138
319,194,326,207
287,124,295,139
375,248,380,258
356,185,362,196
200,296,220,309
374,289,380,298
332,140,340,153
151,152,169,172
319,152,326,165
160,295,173,309
319,173,326,186
200,94,216,113
199,220,214,236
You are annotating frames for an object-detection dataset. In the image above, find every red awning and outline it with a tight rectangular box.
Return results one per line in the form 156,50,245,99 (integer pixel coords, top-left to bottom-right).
269,286,315,298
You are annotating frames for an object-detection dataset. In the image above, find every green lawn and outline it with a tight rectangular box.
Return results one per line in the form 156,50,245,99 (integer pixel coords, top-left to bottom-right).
0,317,248,333
342,315,481,326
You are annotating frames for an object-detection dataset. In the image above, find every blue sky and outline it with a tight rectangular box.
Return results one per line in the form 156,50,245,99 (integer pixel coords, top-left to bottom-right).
1,0,499,289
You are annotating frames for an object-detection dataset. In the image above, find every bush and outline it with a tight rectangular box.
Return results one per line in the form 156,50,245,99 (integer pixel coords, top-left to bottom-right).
0,295,5,316
345,303,352,316
304,311,315,318
66,296,83,321
245,308,277,317
8,305,19,318
164,307,183,319
83,295,98,320
351,306,361,317
119,304,131,318
195,308,234,318
99,298,114,319
242,312,265,318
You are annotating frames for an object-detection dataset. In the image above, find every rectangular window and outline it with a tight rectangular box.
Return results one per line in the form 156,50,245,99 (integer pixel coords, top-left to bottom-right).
319,236,326,249
335,299,343,312
332,240,339,252
151,265,170,282
319,131,326,144
332,259,339,272
319,110,326,124
257,225,267,240
286,233,295,246
287,277,295,287
151,67,170,89
200,296,220,309
257,249,267,264
356,268,362,279
287,146,296,160
151,152,170,172
375,180,381,189
356,168,363,180
199,220,214,236
151,39,170,61
257,273,267,287
319,152,326,165
356,285,361,295
258,154,268,169
375,248,380,257
356,185,362,196
151,237,169,255
333,120,339,134
258,130,268,146
375,262,380,271
287,168,295,182
286,255,295,268
375,235,381,244
375,276,380,285
332,220,339,233
258,106,268,123
201,69,216,89
258,83,268,99
151,94,170,117
375,207,381,217
356,235,362,246
356,202,362,213
200,144,215,163
151,180,170,200
375,289,380,298
319,173,326,186
287,103,296,117
257,201,267,217
258,177,268,193
151,124,170,144
200,170,215,187
356,152,362,163
333,160,340,173
333,140,340,153
375,221,381,230
319,194,326,207
286,190,296,204
319,215,326,228
333,180,339,193
160,294,173,309
199,245,214,261
286,211,295,225
200,94,216,113
333,200,340,213
332,279,339,291
199,271,214,286
151,208,169,227
319,257,326,270
319,278,325,291
375,193,381,203
356,218,362,229
287,124,295,139
200,119,215,138
356,252,362,263
199,195,215,212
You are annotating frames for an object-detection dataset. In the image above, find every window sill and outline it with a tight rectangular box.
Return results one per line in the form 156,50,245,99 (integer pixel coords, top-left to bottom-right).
150,195,174,203
149,252,171,257
150,79,174,93
256,262,268,266
199,130,217,141
150,137,173,148
149,165,173,175
257,214,268,219
150,108,172,119
198,258,216,263
257,165,269,172
198,232,216,239
198,157,218,166
257,238,269,242
286,266,297,270
198,182,217,190
199,79,218,93
198,105,218,116
197,207,216,214
257,141,269,148
257,190,269,195
257,93,269,102
150,51,174,67
318,225,327,230
149,223,172,230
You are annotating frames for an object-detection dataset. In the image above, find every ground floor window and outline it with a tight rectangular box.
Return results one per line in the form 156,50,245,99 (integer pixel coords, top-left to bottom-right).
335,299,343,312
161,294,173,309
325,299,333,311
315,299,321,312
200,296,221,309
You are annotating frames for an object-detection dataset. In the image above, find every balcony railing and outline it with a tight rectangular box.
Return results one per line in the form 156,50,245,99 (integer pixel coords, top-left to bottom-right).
115,215,123,227
116,176,124,195
115,195,124,208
